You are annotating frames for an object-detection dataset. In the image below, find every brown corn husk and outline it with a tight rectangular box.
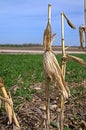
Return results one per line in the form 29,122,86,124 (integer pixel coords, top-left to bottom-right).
66,54,86,66
43,51,70,99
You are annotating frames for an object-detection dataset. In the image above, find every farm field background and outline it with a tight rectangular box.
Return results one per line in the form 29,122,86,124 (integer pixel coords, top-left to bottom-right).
0,45,86,54
0,54,86,90
0,53,86,130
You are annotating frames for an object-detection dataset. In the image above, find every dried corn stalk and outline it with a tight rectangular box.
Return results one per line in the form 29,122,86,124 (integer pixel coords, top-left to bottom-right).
79,25,86,49
61,12,86,130
0,77,20,128
43,4,70,130
43,8,70,99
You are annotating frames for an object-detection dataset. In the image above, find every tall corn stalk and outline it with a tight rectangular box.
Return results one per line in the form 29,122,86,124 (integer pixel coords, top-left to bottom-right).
43,5,70,130
61,12,76,130
43,5,52,130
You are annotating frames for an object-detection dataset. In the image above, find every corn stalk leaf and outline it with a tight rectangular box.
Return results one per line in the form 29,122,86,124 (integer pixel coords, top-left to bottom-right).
63,12,76,29
66,54,86,66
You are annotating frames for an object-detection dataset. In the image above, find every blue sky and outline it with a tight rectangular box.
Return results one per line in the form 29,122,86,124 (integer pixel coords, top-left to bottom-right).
0,0,84,46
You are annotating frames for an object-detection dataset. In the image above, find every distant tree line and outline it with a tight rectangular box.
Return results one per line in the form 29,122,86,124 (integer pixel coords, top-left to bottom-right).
0,43,42,47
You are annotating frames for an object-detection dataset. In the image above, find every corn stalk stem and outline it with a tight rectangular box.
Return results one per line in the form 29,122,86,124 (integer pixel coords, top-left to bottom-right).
48,4,51,23
61,12,66,78
60,12,66,130
45,78,50,130
44,5,52,130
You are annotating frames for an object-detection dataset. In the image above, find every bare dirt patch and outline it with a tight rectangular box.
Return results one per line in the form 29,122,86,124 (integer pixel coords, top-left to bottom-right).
0,46,86,54
0,46,86,51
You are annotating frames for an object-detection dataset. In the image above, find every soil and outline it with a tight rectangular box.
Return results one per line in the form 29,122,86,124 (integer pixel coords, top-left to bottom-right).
0,80,86,130
0,46,86,52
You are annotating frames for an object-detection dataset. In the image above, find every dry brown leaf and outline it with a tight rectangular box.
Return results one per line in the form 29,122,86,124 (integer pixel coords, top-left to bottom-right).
67,54,86,66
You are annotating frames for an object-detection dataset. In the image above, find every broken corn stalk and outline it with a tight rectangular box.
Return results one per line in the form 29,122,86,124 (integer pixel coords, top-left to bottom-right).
0,77,20,128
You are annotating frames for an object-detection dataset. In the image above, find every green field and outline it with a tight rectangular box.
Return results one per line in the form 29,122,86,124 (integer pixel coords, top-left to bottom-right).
0,54,86,102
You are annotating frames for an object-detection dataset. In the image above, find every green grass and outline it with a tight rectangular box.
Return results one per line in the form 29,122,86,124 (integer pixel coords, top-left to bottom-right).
66,54,86,82
0,54,86,105
0,54,43,87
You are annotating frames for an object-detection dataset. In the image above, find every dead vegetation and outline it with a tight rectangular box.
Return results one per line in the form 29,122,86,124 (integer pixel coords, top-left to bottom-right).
0,81,86,130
